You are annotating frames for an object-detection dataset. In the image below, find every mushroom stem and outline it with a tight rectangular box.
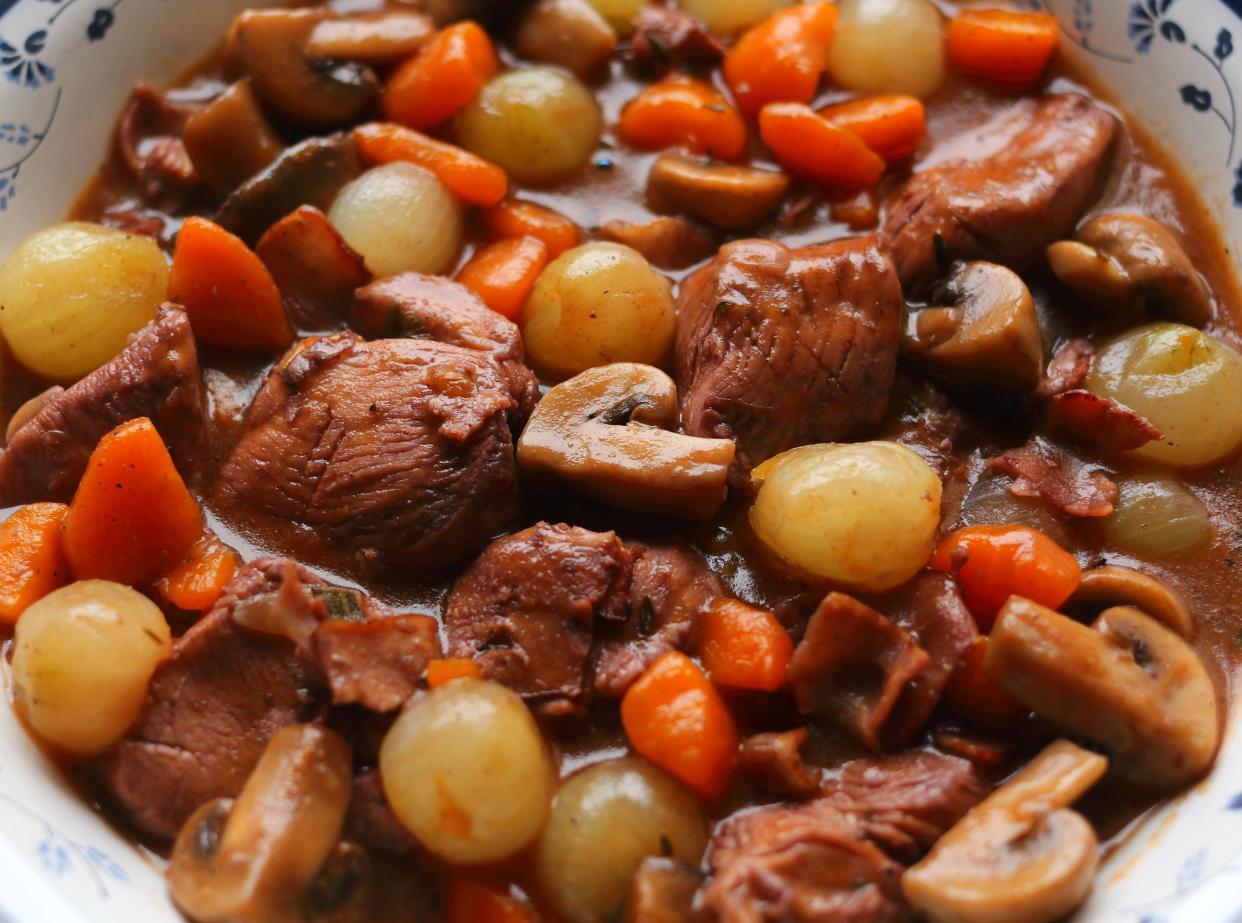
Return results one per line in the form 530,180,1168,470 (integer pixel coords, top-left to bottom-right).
517,362,736,520
903,740,1107,923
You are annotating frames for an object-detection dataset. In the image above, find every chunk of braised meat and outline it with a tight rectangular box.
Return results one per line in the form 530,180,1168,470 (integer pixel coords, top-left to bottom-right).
444,523,632,701
351,272,540,426
256,205,370,330
216,134,361,245
115,84,200,209
820,753,987,862
598,216,717,270
212,333,519,575
882,573,979,742
676,237,902,479
703,803,910,923
0,306,205,505
626,858,705,923
105,559,328,840
885,94,1118,293
346,769,419,855
592,541,724,698
739,727,822,798
987,437,1119,517
628,6,725,76
788,593,934,752
1046,389,1164,453
314,614,442,712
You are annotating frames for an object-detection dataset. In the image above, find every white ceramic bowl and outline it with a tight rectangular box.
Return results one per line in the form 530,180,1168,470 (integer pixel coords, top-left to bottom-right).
3,0,1242,921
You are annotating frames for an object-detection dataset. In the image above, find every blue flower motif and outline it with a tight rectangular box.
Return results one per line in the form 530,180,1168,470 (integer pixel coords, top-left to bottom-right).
1181,84,1213,112
1177,846,1207,891
0,122,32,145
1128,0,1185,53
1227,790,1242,809
36,837,71,876
0,175,13,211
86,8,114,42
0,30,55,87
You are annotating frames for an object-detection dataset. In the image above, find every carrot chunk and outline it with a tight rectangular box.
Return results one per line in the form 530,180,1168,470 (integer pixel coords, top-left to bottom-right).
759,102,886,187
819,95,927,162
354,122,508,207
383,21,499,130
483,199,582,257
944,636,1025,720
697,599,793,692
946,9,1060,88
724,3,839,117
155,535,240,612
448,876,540,923
426,658,483,688
622,652,738,799
62,418,202,587
619,75,748,159
929,524,1081,631
456,236,549,321
0,503,69,626
169,216,292,351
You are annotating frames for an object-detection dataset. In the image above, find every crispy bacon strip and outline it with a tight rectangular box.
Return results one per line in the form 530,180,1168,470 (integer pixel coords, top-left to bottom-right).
1048,388,1164,452
1038,337,1094,397
987,438,1119,517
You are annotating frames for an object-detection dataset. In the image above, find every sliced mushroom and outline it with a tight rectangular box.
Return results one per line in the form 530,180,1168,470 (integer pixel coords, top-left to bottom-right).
1069,565,1193,638
984,597,1218,786
168,724,370,923
1046,214,1213,327
597,216,716,270
307,11,435,63
903,739,1106,923
183,81,284,195
231,9,379,129
904,261,1044,391
516,362,736,519
515,0,618,80
216,134,362,246
647,155,790,231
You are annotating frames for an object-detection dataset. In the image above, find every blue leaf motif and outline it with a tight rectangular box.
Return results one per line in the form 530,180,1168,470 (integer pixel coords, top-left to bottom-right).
1181,84,1213,112
37,838,71,876
1160,20,1186,44
1217,28,1234,62
83,845,128,881
1227,791,1242,809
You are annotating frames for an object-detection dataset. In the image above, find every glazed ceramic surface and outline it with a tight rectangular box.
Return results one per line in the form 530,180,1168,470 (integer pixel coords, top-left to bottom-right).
2,0,1242,920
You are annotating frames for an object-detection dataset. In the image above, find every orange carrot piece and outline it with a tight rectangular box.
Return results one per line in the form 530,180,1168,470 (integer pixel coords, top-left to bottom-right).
945,636,1025,720
621,652,738,799
0,503,69,626
723,3,839,117
62,418,202,587
383,21,499,130
946,9,1060,88
426,658,483,688
759,102,886,187
483,199,582,257
697,599,792,692
448,877,540,923
170,216,293,352
456,236,549,321
929,524,1081,632
155,535,240,612
819,95,927,162
354,122,508,207
619,75,748,159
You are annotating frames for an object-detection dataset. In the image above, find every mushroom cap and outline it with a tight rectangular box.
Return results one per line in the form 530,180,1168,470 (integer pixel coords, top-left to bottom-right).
903,739,1106,923
646,155,790,230
516,362,736,519
1047,213,1213,327
984,597,1218,786
904,261,1044,391
1069,565,1194,638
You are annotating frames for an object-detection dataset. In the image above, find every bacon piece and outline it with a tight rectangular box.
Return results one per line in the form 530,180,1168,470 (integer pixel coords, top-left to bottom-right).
627,6,725,76
739,727,822,798
1038,337,1093,397
1048,389,1164,453
987,438,1118,517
